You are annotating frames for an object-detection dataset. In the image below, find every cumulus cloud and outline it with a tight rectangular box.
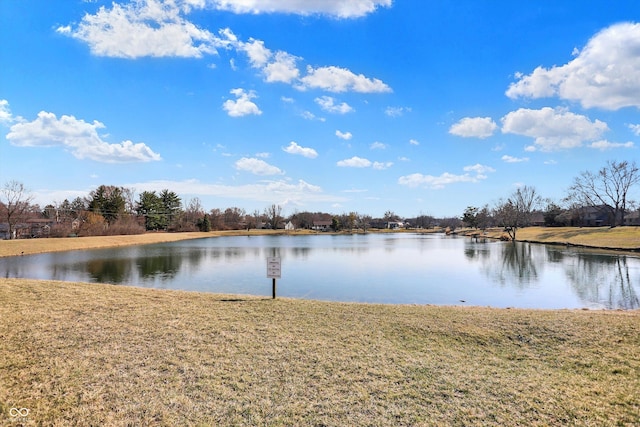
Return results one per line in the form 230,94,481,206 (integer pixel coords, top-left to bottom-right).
210,0,393,18
398,164,495,189
409,138,420,145
237,37,300,83
283,141,318,158
501,155,529,163
372,161,393,170
337,156,372,168
263,51,300,83
588,140,634,150
223,88,262,117
501,107,608,151
0,99,20,125
385,106,411,117
629,124,640,136
132,178,342,205
58,0,219,58
506,22,640,110
315,96,354,114
62,7,393,95
300,66,391,93
370,141,386,150
6,110,161,163
234,157,283,175
449,117,498,139
336,156,391,169
240,37,271,68
336,130,353,140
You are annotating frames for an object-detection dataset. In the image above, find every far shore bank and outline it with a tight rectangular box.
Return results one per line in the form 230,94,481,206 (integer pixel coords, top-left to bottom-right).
1,226,640,258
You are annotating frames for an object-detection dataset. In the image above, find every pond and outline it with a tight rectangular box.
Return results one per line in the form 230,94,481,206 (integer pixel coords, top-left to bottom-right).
2,233,639,309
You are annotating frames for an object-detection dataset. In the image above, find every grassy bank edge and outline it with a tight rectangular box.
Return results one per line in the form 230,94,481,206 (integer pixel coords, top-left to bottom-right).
3,226,640,258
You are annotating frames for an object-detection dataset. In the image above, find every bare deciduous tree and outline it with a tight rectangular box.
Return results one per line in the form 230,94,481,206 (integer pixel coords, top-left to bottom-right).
264,204,283,229
1,180,34,239
567,160,640,226
493,185,541,240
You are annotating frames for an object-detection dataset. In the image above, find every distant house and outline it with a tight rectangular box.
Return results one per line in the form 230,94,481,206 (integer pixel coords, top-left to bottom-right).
529,212,545,227
312,220,332,232
386,221,404,229
624,210,640,226
284,221,295,231
0,223,8,240
26,218,55,237
578,205,613,227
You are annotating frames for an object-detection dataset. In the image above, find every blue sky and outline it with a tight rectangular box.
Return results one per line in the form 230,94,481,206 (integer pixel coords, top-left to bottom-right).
2,0,640,218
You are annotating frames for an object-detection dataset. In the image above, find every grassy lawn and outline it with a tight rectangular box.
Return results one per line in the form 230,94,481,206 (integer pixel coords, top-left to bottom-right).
478,226,640,251
1,279,639,426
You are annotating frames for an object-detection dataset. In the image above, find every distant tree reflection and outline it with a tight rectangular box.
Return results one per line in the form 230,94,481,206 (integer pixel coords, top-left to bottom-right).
564,253,640,309
480,242,541,289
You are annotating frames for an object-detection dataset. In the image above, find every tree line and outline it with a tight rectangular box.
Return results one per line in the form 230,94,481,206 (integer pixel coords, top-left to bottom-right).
461,160,640,240
1,160,638,239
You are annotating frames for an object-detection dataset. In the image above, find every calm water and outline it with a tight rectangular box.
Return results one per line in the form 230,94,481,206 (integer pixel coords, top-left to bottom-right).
2,233,639,309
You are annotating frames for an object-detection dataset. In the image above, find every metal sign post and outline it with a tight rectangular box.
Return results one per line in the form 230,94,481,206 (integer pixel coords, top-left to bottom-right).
266,256,281,299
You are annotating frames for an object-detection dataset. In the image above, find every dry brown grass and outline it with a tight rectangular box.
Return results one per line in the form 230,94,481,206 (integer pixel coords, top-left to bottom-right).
473,226,640,251
0,230,298,258
1,279,638,426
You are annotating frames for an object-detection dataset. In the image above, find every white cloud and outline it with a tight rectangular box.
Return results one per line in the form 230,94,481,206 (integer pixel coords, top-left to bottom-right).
398,164,494,189
234,157,283,175
629,124,640,136
130,178,343,205
409,138,420,145
385,106,411,117
6,111,161,163
370,141,386,150
210,0,393,18
506,22,640,110
240,37,271,68
0,99,20,125
336,130,353,140
300,66,391,93
501,107,608,151
449,117,497,139
463,164,496,175
59,0,219,58
283,141,318,158
372,161,393,170
223,88,262,117
315,96,354,114
336,156,391,170
588,140,634,150
301,111,322,121
337,156,372,168
501,155,529,163
263,51,300,83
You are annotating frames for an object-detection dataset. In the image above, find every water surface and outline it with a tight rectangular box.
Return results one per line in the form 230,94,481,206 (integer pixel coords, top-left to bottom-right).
2,233,638,309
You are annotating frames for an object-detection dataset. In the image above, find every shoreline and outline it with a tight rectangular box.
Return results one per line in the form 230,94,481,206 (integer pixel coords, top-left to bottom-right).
2,226,640,258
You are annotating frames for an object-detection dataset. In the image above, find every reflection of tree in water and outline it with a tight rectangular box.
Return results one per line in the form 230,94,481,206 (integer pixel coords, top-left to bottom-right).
87,258,134,283
481,242,541,289
136,255,182,279
564,254,640,309
464,239,492,262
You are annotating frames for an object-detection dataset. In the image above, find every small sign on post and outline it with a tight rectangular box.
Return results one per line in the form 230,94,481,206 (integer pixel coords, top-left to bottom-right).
267,256,281,298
